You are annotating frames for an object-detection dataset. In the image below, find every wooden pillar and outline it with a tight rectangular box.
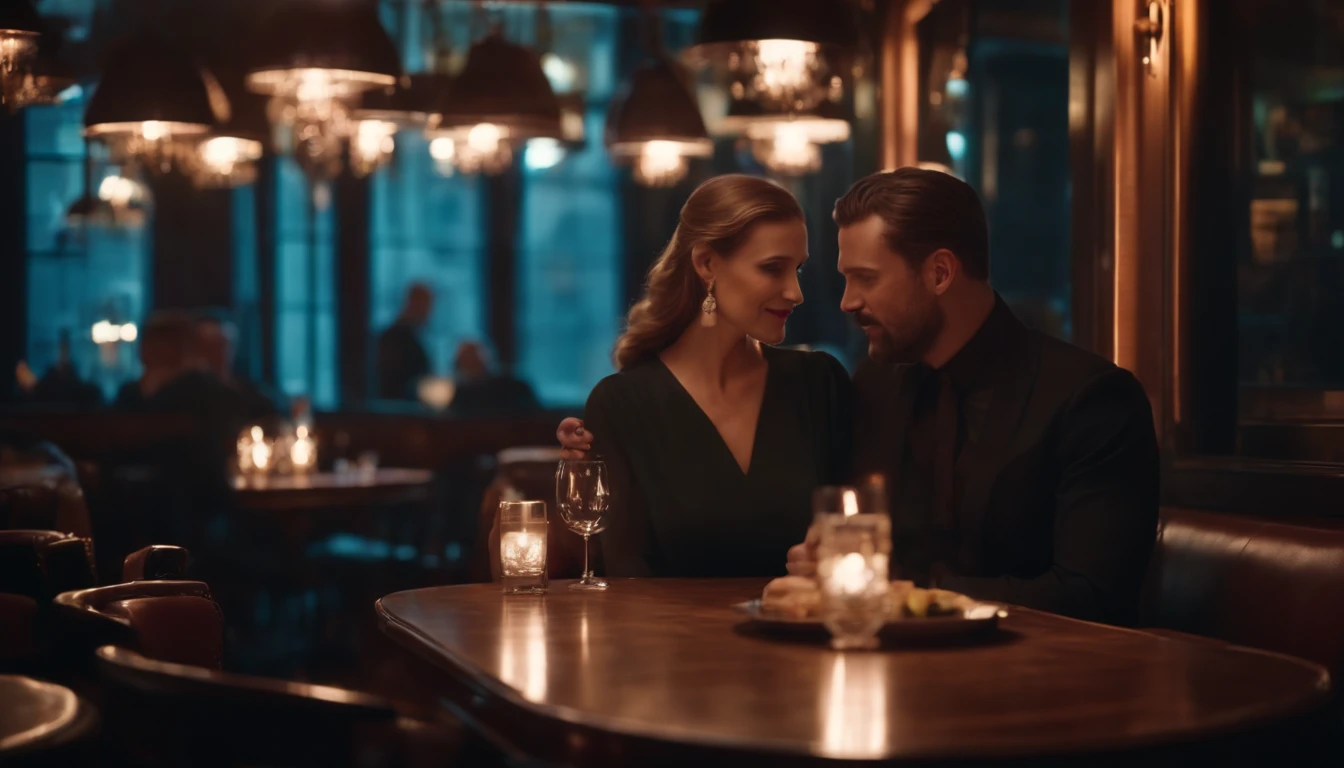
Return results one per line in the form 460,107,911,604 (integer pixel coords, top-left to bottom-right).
335,169,371,405
254,155,278,387
150,174,234,310
485,167,522,367
0,113,26,401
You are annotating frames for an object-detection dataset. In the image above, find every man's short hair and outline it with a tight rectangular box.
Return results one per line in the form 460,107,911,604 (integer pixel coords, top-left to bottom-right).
833,167,990,280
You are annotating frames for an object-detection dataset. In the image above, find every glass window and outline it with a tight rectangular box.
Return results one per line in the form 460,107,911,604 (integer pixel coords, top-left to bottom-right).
1233,0,1344,456
24,95,151,403
274,160,337,407
515,4,622,406
913,0,1072,339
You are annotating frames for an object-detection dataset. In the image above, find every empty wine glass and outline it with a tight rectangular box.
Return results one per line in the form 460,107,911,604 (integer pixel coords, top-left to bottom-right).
555,459,609,591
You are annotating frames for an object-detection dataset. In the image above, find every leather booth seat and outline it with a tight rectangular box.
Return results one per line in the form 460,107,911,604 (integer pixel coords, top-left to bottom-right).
1142,507,1344,678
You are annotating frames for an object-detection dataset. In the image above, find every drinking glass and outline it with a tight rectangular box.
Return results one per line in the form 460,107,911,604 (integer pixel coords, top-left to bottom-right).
555,459,609,591
814,485,892,650
499,501,548,595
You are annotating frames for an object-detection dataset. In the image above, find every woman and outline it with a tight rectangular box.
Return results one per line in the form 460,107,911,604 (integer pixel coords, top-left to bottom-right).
559,175,851,578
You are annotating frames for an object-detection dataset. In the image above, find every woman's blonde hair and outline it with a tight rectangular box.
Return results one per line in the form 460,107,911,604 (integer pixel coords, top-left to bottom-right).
613,174,804,369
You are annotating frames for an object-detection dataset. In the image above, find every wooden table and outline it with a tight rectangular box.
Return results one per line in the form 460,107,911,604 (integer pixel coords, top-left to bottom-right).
0,675,94,758
231,468,433,511
377,579,1332,766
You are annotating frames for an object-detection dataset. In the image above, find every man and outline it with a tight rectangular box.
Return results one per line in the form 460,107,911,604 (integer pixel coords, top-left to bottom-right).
195,312,279,420
114,310,246,465
114,311,199,410
377,283,434,401
561,168,1158,625
447,341,541,419
24,329,102,407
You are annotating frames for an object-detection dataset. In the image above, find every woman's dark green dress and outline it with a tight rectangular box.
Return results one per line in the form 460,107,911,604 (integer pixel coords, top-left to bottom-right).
584,346,852,578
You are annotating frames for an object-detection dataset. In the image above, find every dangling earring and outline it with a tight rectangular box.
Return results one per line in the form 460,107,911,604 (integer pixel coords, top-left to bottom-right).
700,280,717,327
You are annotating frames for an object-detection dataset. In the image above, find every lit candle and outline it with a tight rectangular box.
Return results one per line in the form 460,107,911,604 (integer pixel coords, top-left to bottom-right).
830,552,871,595
290,425,315,473
501,531,546,576
842,489,859,517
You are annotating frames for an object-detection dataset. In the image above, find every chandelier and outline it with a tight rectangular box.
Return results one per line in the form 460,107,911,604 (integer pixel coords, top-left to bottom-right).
347,74,433,177
0,0,48,110
84,38,230,174
607,58,712,188
246,1,402,181
719,99,851,177
429,30,563,176
681,0,858,112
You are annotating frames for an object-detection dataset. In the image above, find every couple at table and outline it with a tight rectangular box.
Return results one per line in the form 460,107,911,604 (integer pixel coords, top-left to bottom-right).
557,169,1159,626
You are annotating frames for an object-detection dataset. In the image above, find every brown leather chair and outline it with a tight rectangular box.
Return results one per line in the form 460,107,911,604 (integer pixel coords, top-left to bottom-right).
53,580,225,671
95,646,464,767
0,530,96,672
122,544,192,582
1142,507,1344,678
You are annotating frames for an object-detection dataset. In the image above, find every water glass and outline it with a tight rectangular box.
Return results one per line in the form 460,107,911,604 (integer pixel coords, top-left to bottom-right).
814,486,892,650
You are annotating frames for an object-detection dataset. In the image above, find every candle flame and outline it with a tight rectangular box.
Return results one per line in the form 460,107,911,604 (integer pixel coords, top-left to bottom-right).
842,489,859,517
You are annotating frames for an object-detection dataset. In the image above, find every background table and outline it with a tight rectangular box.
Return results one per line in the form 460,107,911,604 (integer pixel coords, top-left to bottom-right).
377,579,1331,766
231,468,434,511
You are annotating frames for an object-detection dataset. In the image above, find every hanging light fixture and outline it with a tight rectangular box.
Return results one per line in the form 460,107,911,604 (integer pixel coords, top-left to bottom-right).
347,74,433,177
246,0,402,181
2,12,75,112
607,57,712,188
719,99,851,176
84,37,230,174
0,0,42,108
681,0,858,112
430,29,563,176
180,76,269,189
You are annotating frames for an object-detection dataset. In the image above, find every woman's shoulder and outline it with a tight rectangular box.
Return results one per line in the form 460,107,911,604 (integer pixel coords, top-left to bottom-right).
585,358,663,410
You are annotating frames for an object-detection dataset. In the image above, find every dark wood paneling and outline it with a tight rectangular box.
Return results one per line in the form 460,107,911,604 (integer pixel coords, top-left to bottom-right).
1163,457,1344,519
335,170,372,405
149,168,234,311
0,113,27,402
254,155,278,387
485,168,522,367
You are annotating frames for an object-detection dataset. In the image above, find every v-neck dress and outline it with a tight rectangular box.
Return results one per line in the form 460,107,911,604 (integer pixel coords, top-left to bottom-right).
584,346,852,578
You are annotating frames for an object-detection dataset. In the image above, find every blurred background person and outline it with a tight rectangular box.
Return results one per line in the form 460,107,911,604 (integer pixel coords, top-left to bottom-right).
195,310,280,421
377,283,434,401
18,329,102,407
447,341,540,419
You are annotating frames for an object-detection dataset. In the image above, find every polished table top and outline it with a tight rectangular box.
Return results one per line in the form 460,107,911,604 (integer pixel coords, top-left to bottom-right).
0,675,82,754
231,468,433,510
377,579,1331,765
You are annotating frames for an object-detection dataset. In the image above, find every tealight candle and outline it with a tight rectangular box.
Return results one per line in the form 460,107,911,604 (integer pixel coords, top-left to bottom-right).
499,501,548,595
290,425,316,474
501,531,546,574
237,425,273,477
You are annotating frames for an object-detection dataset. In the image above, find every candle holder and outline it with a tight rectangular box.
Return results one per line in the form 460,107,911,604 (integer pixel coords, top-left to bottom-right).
499,501,549,595
814,486,892,650
236,426,274,479
289,424,317,475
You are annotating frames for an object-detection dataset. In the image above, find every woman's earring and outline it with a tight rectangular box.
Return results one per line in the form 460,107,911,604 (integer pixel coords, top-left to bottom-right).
700,281,717,328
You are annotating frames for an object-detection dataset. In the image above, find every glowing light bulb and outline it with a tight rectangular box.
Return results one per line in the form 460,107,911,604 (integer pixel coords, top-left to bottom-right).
633,141,689,187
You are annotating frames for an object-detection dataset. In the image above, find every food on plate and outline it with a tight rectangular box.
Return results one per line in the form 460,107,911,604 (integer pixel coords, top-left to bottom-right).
760,577,975,621
760,576,820,619
901,587,975,618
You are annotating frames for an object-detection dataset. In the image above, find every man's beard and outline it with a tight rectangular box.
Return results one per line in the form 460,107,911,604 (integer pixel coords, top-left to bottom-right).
858,306,942,365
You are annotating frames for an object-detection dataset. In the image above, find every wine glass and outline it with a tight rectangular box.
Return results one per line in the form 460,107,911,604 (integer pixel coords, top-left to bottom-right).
555,459,609,591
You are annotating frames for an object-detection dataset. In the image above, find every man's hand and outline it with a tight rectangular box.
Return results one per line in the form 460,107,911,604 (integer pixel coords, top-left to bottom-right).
557,417,593,460
785,525,820,578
